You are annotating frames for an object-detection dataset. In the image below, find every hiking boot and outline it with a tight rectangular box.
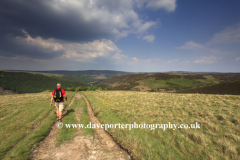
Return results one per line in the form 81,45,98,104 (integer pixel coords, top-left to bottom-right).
56,117,59,121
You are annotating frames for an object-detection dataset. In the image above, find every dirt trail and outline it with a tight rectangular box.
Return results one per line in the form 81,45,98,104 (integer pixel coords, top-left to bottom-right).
29,93,77,160
82,94,131,160
29,93,131,160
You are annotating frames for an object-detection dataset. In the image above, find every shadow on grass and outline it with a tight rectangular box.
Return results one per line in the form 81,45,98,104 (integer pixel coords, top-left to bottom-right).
64,109,75,117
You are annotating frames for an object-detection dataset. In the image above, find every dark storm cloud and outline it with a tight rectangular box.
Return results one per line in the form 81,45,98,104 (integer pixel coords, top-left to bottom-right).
0,0,112,42
0,0,164,61
0,34,65,59
0,0,118,59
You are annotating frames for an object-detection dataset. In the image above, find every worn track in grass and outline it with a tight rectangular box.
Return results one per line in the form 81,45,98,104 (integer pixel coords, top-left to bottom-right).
29,93,131,160
29,93,77,160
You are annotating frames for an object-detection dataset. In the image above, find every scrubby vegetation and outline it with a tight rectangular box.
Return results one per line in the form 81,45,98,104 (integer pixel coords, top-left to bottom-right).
178,80,240,95
97,73,240,94
0,71,88,93
97,73,210,91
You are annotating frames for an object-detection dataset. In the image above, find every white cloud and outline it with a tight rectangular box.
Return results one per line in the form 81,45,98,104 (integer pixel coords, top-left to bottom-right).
63,40,121,61
208,23,240,44
142,34,155,43
177,24,240,54
136,21,158,34
177,41,205,50
15,30,122,62
135,0,177,12
178,23,240,56
181,60,190,65
11,30,168,70
112,53,128,60
130,57,161,66
235,57,240,61
16,30,63,51
43,0,169,41
177,41,228,54
194,56,221,64
145,0,177,11
167,58,180,63
114,30,132,40
14,30,163,66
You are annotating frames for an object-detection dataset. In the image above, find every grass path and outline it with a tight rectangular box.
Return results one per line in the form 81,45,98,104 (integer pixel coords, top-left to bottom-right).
30,93,131,160
29,93,77,159
82,94,131,159
0,91,75,160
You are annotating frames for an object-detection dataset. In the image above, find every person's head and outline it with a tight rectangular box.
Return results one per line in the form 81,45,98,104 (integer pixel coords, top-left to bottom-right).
57,83,61,89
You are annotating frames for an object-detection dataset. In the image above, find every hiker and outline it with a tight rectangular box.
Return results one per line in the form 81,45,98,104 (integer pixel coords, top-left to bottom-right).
50,83,67,121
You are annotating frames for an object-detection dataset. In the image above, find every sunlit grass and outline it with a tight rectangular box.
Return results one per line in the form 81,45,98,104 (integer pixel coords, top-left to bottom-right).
197,75,220,84
140,77,208,90
0,91,75,159
83,91,240,160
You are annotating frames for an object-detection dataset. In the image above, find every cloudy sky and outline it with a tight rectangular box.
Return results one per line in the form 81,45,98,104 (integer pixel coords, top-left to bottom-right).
0,0,240,72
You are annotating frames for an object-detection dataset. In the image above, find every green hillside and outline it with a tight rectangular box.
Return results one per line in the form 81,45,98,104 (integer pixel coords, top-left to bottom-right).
97,72,240,93
178,80,240,95
31,70,133,84
0,71,88,93
61,74,104,84
0,70,64,77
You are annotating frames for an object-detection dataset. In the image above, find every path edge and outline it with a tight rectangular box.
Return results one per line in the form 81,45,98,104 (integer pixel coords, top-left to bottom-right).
82,94,133,160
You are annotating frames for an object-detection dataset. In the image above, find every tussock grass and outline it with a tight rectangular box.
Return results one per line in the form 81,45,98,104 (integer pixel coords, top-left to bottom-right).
83,91,240,160
0,91,75,159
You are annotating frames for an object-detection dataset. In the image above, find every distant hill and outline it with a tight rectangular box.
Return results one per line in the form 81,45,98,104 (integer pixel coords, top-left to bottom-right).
0,70,64,77
12,70,240,85
166,71,222,74
97,72,240,93
0,71,88,93
177,80,240,95
5,70,240,94
18,70,134,84
29,70,133,76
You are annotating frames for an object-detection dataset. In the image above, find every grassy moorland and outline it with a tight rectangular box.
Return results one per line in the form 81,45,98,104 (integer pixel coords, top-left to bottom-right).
0,91,75,160
97,73,240,92
178,80,240,95
83,91,240,160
